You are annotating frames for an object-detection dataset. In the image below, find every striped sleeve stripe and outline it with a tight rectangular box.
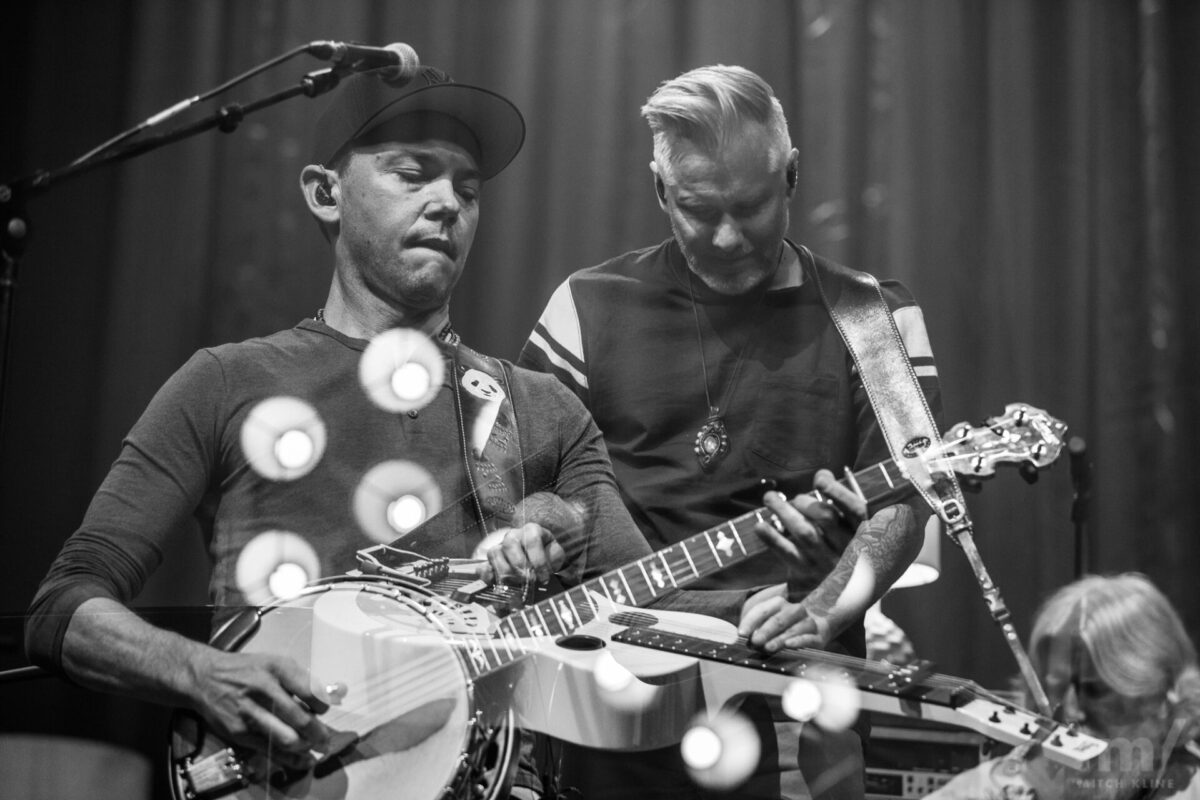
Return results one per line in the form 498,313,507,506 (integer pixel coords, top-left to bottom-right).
892,305,938,378
910,356,938,378
527,326,589,390
527,280,589,389
531,320,585,376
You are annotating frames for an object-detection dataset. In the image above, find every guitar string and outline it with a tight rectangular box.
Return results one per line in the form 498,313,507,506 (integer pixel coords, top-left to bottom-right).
313,645,464,726
377,426,998,650
612,626,1074,735
562,439,980,607
709,636,1035,712
300,587,532,721
538,428,976,608
438,431,1025,681
512,439,989,630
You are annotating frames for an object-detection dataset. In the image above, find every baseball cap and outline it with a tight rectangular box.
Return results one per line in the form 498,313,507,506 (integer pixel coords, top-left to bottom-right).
312,66,526,180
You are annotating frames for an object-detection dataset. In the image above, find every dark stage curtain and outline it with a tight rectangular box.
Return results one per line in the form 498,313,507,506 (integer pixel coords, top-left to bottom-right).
2,1,1197,790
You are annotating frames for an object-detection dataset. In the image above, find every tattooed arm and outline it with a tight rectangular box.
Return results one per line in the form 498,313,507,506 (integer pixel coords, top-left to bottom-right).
738,475,927,653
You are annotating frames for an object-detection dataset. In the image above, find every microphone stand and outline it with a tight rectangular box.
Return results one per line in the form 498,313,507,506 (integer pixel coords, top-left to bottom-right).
0,65,347,446
1068,436,1091,579
0,664,47,684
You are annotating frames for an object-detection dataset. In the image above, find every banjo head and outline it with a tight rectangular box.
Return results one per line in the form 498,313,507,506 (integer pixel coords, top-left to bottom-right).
169,576,515,800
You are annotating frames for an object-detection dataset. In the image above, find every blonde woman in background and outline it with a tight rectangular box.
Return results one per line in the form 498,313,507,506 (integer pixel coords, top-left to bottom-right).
928,573,1200,800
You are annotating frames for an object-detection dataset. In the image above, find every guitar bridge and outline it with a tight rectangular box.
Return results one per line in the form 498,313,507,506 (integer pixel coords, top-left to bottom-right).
177,748,248,799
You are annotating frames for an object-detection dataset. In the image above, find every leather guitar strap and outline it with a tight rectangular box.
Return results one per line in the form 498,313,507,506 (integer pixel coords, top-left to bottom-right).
372,341,526,562
450,342,526,534
805,245,1055,717
802,246,968,527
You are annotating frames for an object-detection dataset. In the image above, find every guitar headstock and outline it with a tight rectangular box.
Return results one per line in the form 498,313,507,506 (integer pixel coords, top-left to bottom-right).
936,404,1068,481
954,696,1108,770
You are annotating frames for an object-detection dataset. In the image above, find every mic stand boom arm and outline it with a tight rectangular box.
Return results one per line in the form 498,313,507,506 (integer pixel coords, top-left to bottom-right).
0,66,346,445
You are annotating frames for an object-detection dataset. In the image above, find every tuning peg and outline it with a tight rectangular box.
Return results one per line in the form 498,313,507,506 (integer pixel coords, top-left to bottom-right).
1018,462,1040,484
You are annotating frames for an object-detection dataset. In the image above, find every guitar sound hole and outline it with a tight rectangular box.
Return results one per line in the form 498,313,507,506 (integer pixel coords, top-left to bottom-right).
555,634,606,651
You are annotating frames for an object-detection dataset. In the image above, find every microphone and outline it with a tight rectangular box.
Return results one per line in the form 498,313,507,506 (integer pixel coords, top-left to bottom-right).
1068,436,1090,524
307,41,421,84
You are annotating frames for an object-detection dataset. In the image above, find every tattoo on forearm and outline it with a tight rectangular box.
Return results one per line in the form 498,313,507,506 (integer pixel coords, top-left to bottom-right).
799,504,918,625
854,503,918,586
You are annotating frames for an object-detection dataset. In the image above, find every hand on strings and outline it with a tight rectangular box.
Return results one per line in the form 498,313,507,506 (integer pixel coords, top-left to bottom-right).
738,593,833,653
741,468,868,652
479,522,566,586
477,491,583,585
752,468,865,573
188,646,335,771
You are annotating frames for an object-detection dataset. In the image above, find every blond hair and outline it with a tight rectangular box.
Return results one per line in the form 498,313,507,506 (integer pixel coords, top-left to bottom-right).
640,64,792,180
1030,573,1200,742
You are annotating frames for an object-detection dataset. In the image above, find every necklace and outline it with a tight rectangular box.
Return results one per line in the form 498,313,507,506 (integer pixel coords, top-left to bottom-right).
685,273,767,471
314,308,460,345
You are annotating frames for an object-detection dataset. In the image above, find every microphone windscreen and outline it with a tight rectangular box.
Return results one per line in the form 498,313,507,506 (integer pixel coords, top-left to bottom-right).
379,42,421,84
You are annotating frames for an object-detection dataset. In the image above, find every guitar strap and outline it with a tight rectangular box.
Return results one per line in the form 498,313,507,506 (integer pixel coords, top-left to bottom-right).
805,246,1057,718
450,341,527,534
373,341,526,562
802,245,969,528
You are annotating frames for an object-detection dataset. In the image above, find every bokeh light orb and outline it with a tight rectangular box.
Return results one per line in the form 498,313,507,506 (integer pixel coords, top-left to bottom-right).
240,396,326,481
359,328,444,413
353,460,442,543
236,530,320,605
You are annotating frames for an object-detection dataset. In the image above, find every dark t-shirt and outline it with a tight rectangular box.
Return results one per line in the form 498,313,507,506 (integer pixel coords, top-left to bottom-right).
26,319,652,670
520,238,942,631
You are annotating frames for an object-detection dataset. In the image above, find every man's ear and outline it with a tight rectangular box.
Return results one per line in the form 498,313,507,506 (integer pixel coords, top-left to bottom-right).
785,148,799,198
650,161,668,210
300,165,340,222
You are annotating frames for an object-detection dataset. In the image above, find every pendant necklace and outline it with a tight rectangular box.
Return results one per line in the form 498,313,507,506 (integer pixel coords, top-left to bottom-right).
686,272,767,471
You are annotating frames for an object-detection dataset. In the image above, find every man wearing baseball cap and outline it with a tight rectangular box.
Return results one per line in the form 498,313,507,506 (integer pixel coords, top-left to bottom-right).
25,65,654,797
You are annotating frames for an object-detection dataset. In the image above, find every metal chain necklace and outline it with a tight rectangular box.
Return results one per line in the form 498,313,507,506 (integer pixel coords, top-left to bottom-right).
314,308,460,345
686,273,767,471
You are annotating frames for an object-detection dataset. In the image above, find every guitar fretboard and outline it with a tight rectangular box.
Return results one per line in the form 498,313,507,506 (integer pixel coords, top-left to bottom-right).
612,625,958,705
607,626,1110,771
452,457,915,679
